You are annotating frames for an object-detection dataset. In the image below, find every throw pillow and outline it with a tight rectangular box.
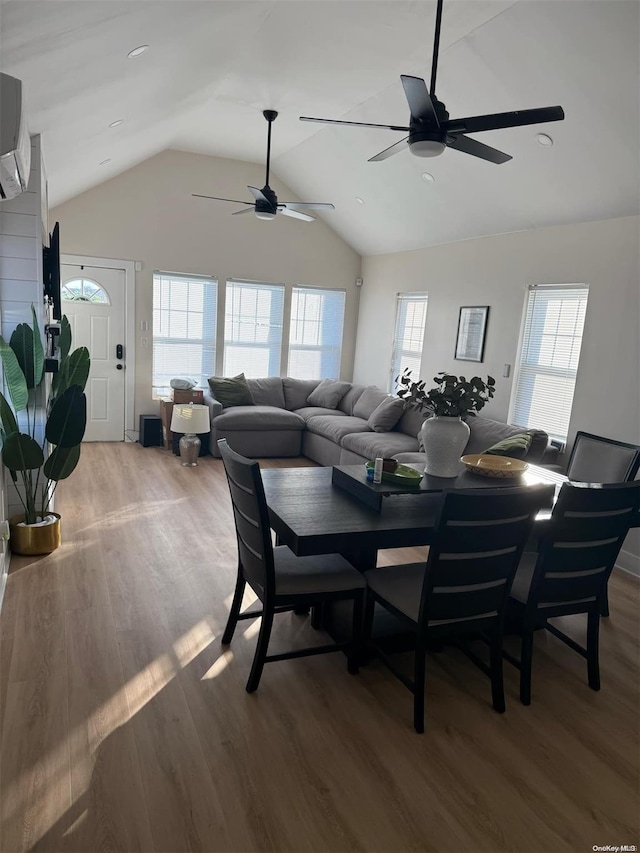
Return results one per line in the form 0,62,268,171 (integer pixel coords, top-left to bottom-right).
307,379,351,410
207,373,254,408
353,386,390,419
484,432,533,460
368,396,405,433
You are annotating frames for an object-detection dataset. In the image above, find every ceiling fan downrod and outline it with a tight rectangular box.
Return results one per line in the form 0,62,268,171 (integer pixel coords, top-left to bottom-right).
429,0,444,99
263,109,278,187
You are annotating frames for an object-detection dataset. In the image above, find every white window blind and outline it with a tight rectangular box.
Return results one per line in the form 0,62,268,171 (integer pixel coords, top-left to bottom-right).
152,271,217,397
390,292,428,391
223,279,285,377
288,286,346,379
510,284,589,442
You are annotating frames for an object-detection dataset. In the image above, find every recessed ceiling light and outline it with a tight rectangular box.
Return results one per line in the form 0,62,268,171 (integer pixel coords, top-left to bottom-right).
536,133,554,147
127,45,149,58
421,172,435,183
99,159,112,166
109,119,124,128
355,196,365,205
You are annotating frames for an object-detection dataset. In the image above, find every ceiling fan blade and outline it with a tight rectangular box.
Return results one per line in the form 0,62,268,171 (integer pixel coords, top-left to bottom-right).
445,106,565,135
279,202,335,211
192,194,253,204
300,116,410,132
447,134,512,164
368,136,410,162
400,75,439,126
247,186,269,203
232,207,255,215
279,207,315,222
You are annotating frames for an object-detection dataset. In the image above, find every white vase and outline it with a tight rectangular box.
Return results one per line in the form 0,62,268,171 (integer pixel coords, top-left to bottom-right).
420,416,471,478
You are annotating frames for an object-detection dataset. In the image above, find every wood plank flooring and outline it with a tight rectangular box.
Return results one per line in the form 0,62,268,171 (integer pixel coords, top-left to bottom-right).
0,442,638,852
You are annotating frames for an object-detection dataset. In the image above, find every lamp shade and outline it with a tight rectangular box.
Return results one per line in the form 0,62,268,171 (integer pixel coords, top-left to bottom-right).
170,404,210,434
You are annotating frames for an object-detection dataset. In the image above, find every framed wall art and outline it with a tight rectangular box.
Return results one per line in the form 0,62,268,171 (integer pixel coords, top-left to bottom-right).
454,305,489,362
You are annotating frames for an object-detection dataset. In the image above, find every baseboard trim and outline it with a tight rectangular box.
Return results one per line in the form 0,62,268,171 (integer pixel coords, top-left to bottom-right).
615,548,639,578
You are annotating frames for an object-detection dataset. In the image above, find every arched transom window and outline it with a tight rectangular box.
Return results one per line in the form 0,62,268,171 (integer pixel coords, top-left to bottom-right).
61,278,110,304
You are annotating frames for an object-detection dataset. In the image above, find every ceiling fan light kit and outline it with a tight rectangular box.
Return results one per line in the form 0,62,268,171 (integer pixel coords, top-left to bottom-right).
299,0,564,166
193,110,335,223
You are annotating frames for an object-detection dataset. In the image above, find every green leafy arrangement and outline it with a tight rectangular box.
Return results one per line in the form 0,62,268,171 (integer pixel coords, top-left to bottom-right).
0,308,90,524
396,369,496,418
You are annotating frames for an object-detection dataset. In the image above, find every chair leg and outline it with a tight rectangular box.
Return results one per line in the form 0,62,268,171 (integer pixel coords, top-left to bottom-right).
222,569,246,645
587,610,601,691
347,593,364,675
413,631,428,734
246,608,274,694
311,603,324,630
489,631,506,713
363,590,376,644
519,630,534,706
600,586,610,618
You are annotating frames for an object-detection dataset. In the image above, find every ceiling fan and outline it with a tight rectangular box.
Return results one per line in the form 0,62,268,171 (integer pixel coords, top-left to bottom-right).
193,110,335,221
299,0,564,165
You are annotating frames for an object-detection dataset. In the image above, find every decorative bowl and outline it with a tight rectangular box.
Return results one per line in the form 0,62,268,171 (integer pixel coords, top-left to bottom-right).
461,454,528,479
365,461,423,485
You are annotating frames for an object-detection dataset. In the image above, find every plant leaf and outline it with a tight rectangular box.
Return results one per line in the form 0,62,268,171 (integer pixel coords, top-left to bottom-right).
64,347,90,392
59,316,72,361
2,433,44,470
46,385,87,448
43,444,81,481
0,336,28,411
31,305,45,388
0,391,18,437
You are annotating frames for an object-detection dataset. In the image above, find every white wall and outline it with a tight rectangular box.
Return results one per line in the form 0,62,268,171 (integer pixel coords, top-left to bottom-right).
355,216,640,573
51,149,362,422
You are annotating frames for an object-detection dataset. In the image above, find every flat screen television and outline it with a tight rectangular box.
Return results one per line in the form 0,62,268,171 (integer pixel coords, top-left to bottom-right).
43,221,61,320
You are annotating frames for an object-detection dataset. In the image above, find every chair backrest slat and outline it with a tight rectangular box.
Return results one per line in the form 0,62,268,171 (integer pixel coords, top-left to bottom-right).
218,439,275,596
528,481,640,610
422,485,554,629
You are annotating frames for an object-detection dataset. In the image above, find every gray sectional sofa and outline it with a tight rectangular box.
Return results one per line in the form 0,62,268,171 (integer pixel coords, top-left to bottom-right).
204,376,559,468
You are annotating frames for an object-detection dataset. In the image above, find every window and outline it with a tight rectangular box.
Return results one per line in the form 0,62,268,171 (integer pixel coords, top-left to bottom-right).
62,278,109,304
288,286,346,379
152,271,217,398
510,284,589,442
389,292,428,391
223,280,285,378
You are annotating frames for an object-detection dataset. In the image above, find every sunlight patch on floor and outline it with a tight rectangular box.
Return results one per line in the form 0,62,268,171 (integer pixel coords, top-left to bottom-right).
172,618,217,669
201,650,234,680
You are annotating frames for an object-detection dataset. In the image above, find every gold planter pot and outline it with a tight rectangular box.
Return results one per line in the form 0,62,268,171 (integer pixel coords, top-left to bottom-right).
9,513,61,556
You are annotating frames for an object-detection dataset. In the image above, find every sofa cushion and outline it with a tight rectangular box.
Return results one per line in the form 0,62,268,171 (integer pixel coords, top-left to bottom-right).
341,430,420,460
338,383,366,415
293,406,347,423
208,373,253,408
307,379,351,409
306,415,371,443
395,406,427,438
283,378,321,411
485,432,533,460
353,386,390,419
212,405,304,431
464,417,535,456
247,377,285,408
368,396,405,433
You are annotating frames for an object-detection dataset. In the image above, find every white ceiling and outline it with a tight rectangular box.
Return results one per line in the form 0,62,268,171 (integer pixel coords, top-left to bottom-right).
1,0,638,255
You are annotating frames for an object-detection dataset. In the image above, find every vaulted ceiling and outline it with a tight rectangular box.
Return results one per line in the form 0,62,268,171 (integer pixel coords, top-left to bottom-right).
2,0,638,255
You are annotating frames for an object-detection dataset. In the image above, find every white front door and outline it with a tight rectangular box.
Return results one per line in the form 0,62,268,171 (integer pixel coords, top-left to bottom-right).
60,263,126,441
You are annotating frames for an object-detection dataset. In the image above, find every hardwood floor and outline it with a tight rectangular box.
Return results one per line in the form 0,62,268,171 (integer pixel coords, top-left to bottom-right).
1,442,638,852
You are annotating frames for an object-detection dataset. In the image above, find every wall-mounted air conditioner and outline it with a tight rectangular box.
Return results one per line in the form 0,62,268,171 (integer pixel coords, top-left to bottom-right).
0,73,31,201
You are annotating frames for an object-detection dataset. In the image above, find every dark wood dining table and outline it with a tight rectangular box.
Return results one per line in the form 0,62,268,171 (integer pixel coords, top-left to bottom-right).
261,462,567,571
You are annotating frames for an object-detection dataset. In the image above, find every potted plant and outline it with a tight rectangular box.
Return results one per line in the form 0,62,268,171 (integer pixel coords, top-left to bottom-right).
0,308,90,554
396,369,496,477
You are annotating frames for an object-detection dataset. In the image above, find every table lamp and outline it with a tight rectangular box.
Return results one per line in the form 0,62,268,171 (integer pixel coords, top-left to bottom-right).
170,403,210,466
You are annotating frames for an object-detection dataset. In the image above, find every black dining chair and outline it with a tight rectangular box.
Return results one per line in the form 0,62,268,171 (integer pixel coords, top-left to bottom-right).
362,484,554,733
566,431,640,484
218,439,366,692
565,431,640,616
505,480,640,705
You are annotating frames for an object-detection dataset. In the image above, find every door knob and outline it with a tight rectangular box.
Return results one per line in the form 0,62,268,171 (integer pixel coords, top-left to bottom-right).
116,364,123,370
